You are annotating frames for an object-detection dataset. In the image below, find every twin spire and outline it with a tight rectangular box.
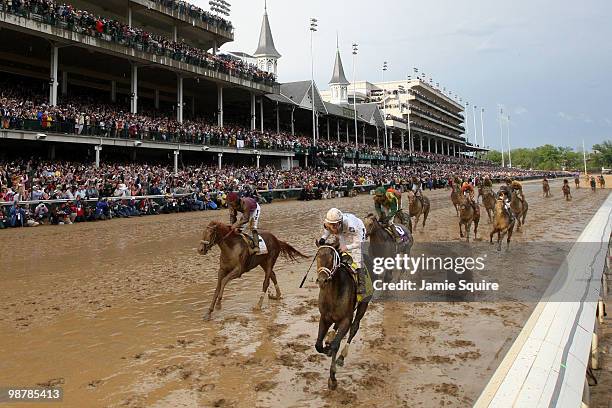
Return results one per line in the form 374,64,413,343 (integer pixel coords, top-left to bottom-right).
253,0,281,59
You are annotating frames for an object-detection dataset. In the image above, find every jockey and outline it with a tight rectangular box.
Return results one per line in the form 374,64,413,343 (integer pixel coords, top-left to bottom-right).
374,186,400,225
318,208,367,295
505,178,525,202
461,181,478,212
497,184,514,220
411,176,424,204
227,192,261,254
483,176,493,188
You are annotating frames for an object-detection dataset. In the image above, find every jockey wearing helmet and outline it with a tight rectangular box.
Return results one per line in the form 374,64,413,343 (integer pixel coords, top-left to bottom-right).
227,192,261,254
373,186,400,225
318,208,367,295
411,176,424,203
505,178,525,202
461,181,478,211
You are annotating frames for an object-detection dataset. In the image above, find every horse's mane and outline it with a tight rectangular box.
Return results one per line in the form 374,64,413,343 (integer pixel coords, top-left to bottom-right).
208,220,233,235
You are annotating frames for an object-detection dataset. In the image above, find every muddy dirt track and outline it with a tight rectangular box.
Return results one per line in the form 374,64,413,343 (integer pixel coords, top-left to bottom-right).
0,179,609,408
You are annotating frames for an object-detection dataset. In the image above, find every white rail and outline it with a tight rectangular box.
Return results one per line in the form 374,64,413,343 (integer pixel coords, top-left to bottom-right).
475,192,612,408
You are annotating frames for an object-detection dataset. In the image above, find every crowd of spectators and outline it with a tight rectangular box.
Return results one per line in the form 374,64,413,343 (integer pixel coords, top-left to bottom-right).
153,0,233,32
0,156,559,229
2,0,273,84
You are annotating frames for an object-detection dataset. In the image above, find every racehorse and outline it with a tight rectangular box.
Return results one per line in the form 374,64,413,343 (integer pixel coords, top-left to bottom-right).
542,179,551,198
198,221,306,320
574,176,580,189
314,243,370,390
458,194,480,242
406,191,430,232
363,214,413,283
562,183,572,201
450,184,461,217
490,198,515,251
599,176,606,189
481,186,496,223
510,191,528,231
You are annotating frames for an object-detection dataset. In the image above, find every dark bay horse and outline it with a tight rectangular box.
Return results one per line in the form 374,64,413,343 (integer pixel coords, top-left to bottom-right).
198,221,306,320
364,214,413,283
481,187,496,223
314,244,370,390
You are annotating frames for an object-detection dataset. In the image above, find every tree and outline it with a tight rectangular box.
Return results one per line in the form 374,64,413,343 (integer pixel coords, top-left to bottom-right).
591,140,612,168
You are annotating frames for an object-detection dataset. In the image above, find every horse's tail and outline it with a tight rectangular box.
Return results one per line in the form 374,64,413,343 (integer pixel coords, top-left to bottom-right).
278,240,308,262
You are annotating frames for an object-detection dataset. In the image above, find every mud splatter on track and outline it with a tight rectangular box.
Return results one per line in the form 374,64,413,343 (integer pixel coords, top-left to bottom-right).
0,180,609,407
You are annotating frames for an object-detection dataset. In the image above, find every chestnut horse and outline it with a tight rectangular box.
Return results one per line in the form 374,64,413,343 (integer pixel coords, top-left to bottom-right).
450,184,461,216
198,221,307,320
458,194,480,242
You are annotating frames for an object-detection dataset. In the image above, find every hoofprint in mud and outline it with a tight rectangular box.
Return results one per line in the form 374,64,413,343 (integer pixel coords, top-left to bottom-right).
0,179,609,407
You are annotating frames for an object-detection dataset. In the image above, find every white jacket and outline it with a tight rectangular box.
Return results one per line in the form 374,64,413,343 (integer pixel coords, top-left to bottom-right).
321,212,366,268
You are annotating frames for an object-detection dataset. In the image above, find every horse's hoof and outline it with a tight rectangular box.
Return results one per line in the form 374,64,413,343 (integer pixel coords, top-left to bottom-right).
336,356,345,367
328,378,338,390
203,311,212,321
215,302,222,310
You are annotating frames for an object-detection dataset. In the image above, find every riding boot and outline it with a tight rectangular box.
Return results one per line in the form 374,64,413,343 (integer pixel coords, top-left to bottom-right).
250,230,260,254
356,268,367,295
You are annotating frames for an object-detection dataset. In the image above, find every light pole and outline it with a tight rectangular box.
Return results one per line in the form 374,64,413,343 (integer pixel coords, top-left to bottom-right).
480,107,485,149
506,114,512,167
472,104,478,147
498,105,505,167
309,18,318,148
406,73,412,153
352,43,358,149
465,101,470,147
382,61,388,150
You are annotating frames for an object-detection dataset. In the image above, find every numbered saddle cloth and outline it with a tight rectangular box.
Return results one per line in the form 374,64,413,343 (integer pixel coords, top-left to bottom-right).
385,225,410,244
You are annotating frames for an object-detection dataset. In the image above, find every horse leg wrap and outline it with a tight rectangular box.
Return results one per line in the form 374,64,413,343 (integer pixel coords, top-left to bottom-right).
324,329,336,346
340,343,350,359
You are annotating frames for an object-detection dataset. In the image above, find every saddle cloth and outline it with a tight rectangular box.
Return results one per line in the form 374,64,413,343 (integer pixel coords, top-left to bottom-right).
384,225,410,243
347,266,374,304
240,233,269,255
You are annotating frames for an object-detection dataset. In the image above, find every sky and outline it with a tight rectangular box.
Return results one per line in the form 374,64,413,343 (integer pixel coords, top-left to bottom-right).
194,0,612,151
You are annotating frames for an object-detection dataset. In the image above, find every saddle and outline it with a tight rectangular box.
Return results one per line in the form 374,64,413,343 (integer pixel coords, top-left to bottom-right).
345,266,373,304
239,233,268,254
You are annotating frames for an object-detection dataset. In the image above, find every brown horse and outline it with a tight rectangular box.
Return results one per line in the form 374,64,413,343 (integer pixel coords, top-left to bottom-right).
562,183,572,201
490,198,515,251
599,176,606,189
458,194,480,242
481,187,496,223
542,179,551,198
406,191,430,232
574,176,580,189
450,184,461,216
198,221,307,320
510,192,528,231
314,243,370,390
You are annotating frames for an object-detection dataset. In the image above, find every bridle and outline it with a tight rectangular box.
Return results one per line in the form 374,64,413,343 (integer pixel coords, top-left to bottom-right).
200,226,219,253
315,245,341,282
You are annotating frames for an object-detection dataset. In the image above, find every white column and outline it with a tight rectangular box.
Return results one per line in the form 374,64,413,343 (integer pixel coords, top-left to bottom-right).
376,126,380,148
401,132,405,151
176,75,183,123
212,40,218,55
346,121,349,144
327,118,330,141
276,102,280,134
111,80,117,103
434,139,438,154
389,129,393,149
260,97,264,132
173,25,178,42
419,136,423,152
256,154,261,169
250,93,256,130
290,107,295,135
427,137,431,153
61,71,68,96
127,3,132,26
337,120,340,142
362,125,365,145
305,152,308,168
49,45,59,106
217,85,223,127
173,150,179,174
154,89,159,109
130,64,138,114
217,153,223,170
94,145,102,168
